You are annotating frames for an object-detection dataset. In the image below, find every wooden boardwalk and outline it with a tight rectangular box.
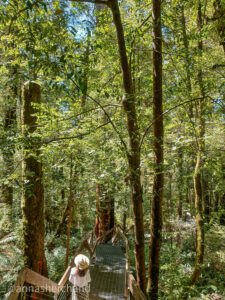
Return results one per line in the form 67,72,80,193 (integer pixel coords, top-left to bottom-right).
6,226,147,300
89,244,126,300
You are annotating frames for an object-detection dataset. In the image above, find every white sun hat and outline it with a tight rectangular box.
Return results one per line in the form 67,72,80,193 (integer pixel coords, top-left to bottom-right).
74,254,89,270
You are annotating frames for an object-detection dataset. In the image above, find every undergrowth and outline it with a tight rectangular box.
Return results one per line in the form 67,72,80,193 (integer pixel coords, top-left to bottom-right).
129,221,225,300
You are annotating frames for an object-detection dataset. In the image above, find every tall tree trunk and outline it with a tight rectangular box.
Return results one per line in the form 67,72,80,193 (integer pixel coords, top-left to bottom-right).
71,0,146,292
21,81,48,277
147,0,164,299
187,1,205,290
109,0,146,292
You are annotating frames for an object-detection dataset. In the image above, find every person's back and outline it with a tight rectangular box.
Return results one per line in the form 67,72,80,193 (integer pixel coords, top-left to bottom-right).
69,254,91,300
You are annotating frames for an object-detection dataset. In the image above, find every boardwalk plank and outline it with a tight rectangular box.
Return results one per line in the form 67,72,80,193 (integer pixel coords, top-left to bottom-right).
90,244,126,300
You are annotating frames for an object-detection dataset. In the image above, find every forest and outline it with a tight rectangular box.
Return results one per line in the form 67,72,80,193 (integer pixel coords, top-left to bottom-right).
0,0,224,299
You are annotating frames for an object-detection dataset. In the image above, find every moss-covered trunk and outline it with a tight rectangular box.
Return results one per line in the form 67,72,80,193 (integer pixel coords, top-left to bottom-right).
21,81,48,277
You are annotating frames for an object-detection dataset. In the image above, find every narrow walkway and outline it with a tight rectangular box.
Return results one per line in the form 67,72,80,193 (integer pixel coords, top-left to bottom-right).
89,244,126,300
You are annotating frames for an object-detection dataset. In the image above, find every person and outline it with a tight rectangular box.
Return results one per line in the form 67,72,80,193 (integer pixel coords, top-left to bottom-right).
69,254,91,300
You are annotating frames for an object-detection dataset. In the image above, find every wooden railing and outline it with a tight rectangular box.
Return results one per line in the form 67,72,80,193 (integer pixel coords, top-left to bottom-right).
6,225,147,300
6,268,60,300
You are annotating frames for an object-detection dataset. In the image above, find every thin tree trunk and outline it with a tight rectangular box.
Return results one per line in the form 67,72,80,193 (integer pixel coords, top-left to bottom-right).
185,2,205,293
2,109,16,205
214,192,219,213
110,191,115,230
177,146,183,219
168,172,172,217
180,4,197,221
190,153,204,285
202,175,210,222
220,163,225,225
47,200,69,251
147,0,164,299
81,30,90,107
2,107,16,215
65,154,73,269
180,3,193,117
21,81,48,278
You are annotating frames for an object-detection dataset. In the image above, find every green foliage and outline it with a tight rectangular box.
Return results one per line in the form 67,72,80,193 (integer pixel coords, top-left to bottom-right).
0,0,224,298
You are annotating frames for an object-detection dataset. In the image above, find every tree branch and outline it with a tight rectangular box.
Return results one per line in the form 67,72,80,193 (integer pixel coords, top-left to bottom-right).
59,104,122,122
43,120,111,144
69,0,110,5
140,96,211,151
129,12,152,67
7,1,42,35
69,77,128,154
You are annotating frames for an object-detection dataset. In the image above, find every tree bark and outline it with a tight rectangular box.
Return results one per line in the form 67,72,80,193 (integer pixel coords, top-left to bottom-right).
94,184,114,242
109,0,146,293
21,81,48,278
147,0,164,299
